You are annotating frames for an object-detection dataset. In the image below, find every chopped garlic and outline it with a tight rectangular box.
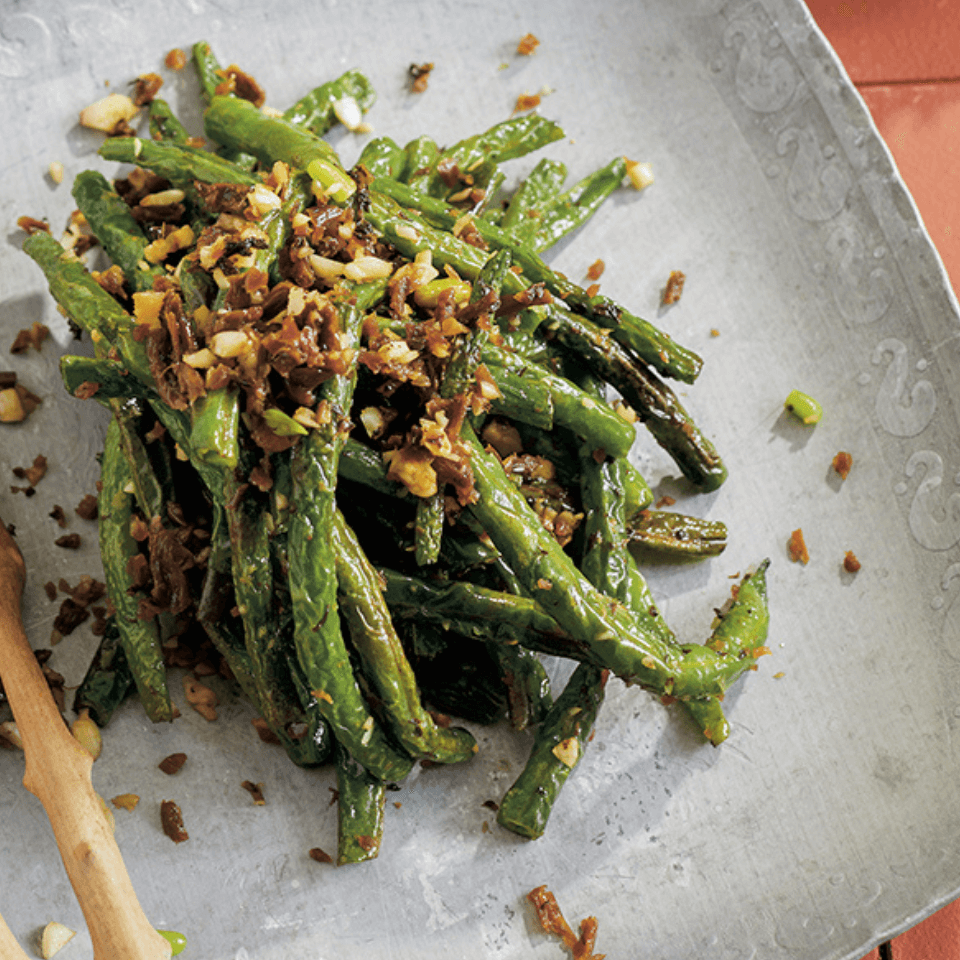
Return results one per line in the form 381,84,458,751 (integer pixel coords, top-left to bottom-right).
48,161,64,185
625,159,654,190
333,96,363,131
344,256,394,282
79,93,138,132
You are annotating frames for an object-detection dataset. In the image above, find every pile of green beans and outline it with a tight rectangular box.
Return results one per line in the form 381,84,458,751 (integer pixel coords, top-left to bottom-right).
24,41,770,857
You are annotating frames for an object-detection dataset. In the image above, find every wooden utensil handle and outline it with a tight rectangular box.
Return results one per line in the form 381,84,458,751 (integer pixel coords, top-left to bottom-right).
0,907,32,960
0,534,170,960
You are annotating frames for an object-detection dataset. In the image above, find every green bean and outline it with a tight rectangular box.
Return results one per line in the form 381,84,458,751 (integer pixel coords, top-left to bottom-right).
148,98,190,145
23,230,152,385
72,618,135,727
627,510,728,559
401,136,439,182
414,496,444,566
203,94,353,201
496,663,606,839
334,739,386,865
486,642,553,732
357,136,406,179
408,115,564,198
192,40,260,169
98,418,174,722
371,176,703,384
333,510,477,764
483,342,636,459
541,302,727,490
188,386,240,470
516,157,627,252
284,69,376,136
99,136,259,189
71,171,167,291
192,40,224,103
497,157,567,235
60,355,140,402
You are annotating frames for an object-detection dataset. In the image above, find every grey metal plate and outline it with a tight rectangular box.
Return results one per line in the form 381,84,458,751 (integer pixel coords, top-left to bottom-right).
2,1,959,957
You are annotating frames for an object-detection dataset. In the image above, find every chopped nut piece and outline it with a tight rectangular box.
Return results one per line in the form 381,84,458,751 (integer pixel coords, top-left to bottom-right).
48,161,65,185
160,799,189,843
409,62,434,93
517,33,541,55
787,528,809,564
661,270,686,305
158,752,187,775
551,737,580,767
832,451,853,481
0,387,25,423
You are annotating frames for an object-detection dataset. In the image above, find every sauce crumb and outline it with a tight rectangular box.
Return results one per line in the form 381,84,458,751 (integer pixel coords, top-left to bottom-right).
787,528,809,564
409,62,434,93
661,270,686,305
527,885,605,960
832,451,853,480
517,33,540,56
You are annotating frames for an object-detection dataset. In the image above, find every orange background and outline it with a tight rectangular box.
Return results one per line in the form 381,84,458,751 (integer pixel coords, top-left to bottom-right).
805,1,960,956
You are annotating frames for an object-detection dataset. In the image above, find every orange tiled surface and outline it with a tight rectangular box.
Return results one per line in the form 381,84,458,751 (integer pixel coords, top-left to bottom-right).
804,1,960,957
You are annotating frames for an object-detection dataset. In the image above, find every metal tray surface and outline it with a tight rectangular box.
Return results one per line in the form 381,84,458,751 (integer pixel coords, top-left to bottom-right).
2,1,959,957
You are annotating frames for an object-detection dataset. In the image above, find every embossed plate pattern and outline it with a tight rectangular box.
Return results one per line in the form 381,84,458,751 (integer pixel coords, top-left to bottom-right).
2,1,960,957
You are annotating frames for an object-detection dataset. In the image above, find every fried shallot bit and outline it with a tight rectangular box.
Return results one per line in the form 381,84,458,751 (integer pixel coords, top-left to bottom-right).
132,72,163,106
661,269,686,305
252,716,282,745
409,62,434,93
832,450,853,481
517,33,541,55
75,493,99,520
215,65,265,107
240,780,266,805
183,675,218,721
54,534,82,549
586,259,605,281
13,453,48,486
513,93,542,114
160,799,189,843
49,505,67,528
17,215,50,235
843,550,861,573
158,752,187,775
165,48,187,70
111,793,140,811
526,886,605,960
10,321,50,354
308,847,333,864
787,527,809,565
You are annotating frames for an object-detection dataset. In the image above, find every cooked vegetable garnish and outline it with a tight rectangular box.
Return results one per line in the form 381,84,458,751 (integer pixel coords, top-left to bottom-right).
20,41,770,863
784,388,823,424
